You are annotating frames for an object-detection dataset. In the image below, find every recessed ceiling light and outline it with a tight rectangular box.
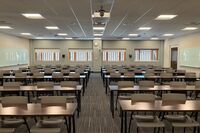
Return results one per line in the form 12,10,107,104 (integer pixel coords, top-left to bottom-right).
35,37,44,39
138,27,152,30
128,34,138,37
0,26,13,29
122,38,130,40
94,33,103,36
93,27,105,30
182,27,198,30
65,37,72,39
57,33,68,36
94,37,102,40
151,37,159,40
155,15,177,20
22,13,45,19
20,33,32,36
45,26,59,30
163,34,174,36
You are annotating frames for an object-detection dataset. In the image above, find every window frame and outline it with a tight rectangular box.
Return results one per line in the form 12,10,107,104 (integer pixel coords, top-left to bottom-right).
68,48,93,62
134,49,159,62
102,48,126,62
34,48,60,62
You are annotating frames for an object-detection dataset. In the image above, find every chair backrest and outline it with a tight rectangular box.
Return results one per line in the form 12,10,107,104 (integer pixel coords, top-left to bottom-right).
144,72,155,77
185,72,196,78
118,81,134,88
162,93,186,103
160,72,173,78
170,82,187,88
139,80,154,88
110,72,121,77
15,73,26,78
40,96,67,104
124,72,135,77
195,81,200,88
60,81,78,87
131,94,155,102
3,82,20,89
69,72,80,77
52,73,63,78
37,82,54,88
1,96,28,105
33,72,44,78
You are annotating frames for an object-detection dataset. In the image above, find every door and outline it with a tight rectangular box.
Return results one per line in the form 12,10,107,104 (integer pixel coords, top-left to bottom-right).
171,47,178,69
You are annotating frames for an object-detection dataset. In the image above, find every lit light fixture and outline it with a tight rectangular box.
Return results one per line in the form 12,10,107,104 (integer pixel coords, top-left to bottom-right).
151,37,159,40
20,33,32,36
122,38,130,40
93,27,105,30
0,26,13,29
94,33,103,36
163,34,174,36
45,26,59,30
35,37,44,39
65,37,72,39
138,27,152,30
128,34,138,37
22,13,45,19
155,15,177,20
182,27,198,30
57,33,68,36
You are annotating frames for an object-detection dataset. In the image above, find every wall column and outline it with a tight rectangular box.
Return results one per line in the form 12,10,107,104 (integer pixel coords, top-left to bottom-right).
92,39,102,72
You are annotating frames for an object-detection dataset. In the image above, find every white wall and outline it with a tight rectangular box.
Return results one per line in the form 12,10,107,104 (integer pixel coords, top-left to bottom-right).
164,32,200,75
0,33,30,70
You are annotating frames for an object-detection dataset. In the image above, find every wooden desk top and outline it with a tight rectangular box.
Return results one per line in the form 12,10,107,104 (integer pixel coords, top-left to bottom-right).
109,85,200,91
0,103,77,116
0,85,82,91
119,100,200,112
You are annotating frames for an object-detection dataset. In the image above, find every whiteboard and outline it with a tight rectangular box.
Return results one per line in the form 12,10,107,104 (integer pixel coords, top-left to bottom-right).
180,48,200,68
0,48,29,67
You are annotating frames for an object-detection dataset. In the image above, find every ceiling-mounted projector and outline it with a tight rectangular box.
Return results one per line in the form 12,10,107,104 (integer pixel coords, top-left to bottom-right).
93,6,110,21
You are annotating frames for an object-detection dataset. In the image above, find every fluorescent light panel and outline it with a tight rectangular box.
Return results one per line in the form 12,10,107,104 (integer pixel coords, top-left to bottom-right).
21,33,32,35
0,26,13,29
138,27,151,30
155,15,177,20
65,37,72,39
57,33,68,36
182,27,198,30
45,26,59,30
122,38,130,40
94,37,101,40
151,37,159,40
22,13,45,19
94,33,103,36
163,34,174,36
128,34,138,37
93,27,105,30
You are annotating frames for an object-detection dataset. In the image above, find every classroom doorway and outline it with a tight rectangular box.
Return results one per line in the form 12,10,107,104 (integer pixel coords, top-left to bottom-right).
171,47,178,69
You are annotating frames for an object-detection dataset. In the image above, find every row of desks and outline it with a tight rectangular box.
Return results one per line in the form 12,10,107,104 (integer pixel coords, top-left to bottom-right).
119,99,200,133
0,103,77,133
109,85,200,117
0,75,87,96
103,75,198,94
0,85,82,117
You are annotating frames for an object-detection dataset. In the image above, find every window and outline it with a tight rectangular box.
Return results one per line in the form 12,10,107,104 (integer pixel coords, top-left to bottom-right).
69,49,92,61
34,49,60,61
103,49,126,62
134,49,158,61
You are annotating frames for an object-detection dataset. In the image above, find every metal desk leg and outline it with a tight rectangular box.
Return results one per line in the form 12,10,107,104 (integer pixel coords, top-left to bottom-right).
23,117,30,133
82,78,85,96
110,90,114,118
121,109,124,133
72,115,76,133
68,116,72,133
76,90,81,117
124,111,127,133
105,78,108,94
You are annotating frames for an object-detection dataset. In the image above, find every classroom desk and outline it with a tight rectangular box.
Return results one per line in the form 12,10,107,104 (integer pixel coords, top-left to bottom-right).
119,99,200,133
0,85,82,116
109,85,200,117
104,75,197,94
2,75,87,96
0,103,77,133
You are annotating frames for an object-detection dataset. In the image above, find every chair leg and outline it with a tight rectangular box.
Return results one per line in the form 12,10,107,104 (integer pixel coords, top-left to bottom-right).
198,126,200,133
184,127,186,133
154,127,156,133
137,127,139,133
163,127,165,133
172,127,174,133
